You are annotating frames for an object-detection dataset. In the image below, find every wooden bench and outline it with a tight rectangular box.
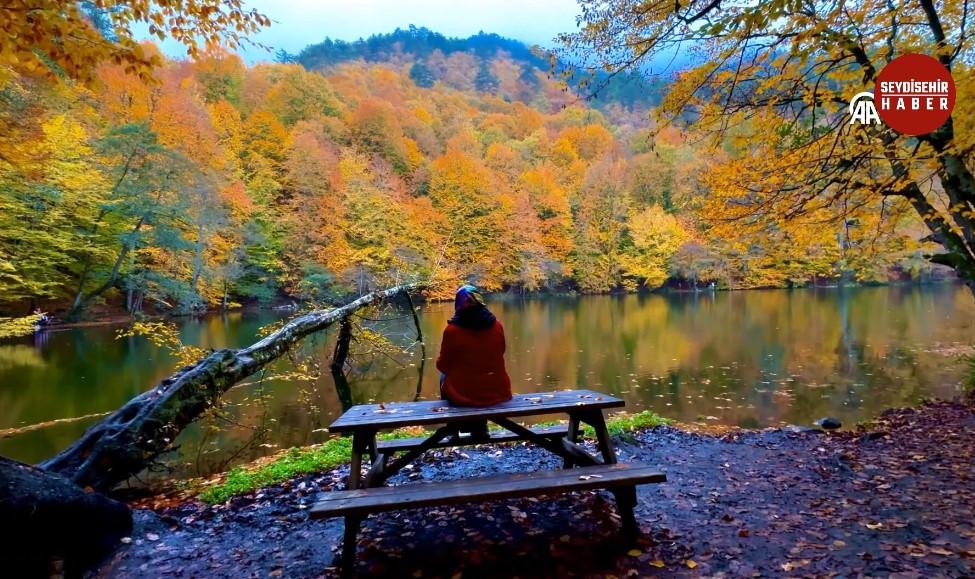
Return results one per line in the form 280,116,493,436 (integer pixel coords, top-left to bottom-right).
311,462,666,576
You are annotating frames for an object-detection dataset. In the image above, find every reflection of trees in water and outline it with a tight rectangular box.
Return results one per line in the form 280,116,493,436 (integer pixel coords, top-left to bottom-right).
3,287,971,477
327,292,429,406
331,368,354,412
0,344,46,371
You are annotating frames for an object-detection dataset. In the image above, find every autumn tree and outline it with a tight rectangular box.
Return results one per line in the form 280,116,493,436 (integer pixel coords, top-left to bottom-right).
69,122,193,318
560,0,975,294
428,149,512,288
0,1,268,83
618,205,689,290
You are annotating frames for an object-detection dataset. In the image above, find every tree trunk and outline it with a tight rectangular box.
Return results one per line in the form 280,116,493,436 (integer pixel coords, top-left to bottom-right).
68,216,146,320
1,455,132,577
40,283,424,492
191,220,205,295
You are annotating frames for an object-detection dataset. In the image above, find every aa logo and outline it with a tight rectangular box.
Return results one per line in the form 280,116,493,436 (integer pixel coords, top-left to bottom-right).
849,92,880,126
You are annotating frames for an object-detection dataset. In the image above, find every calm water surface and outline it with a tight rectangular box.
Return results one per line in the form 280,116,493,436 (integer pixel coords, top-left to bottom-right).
1,285,971,478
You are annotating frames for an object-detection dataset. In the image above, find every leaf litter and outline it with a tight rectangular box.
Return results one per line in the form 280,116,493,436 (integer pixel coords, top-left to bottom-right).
95,400,974,578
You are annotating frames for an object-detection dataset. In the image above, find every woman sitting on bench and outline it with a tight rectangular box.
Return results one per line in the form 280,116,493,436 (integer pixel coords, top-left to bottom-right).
436,285,513,439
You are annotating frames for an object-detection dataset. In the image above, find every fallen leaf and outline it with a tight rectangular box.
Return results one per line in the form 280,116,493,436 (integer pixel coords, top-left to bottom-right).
146,533,159,542
649,560,665,568
120,537,132,544
738,529,750,537
686,560,698,569
627,549,641,556
781,560,810,571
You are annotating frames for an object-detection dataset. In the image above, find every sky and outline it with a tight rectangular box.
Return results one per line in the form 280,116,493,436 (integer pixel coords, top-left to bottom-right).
142,0,583,63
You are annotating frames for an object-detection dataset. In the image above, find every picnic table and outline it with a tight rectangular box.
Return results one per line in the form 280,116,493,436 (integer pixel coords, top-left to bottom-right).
311,389,666,576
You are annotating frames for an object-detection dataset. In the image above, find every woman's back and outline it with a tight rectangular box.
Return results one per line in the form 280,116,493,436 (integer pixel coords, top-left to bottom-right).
435,285,513,407
438,321,511,406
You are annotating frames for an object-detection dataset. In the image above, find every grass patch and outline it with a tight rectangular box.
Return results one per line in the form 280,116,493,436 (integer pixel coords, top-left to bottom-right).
196,411,670,504
197,438,353,504
534,410,671,435
958,351,975,404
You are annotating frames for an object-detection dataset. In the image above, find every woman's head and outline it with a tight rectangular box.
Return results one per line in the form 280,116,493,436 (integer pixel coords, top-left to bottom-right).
454,285,485,311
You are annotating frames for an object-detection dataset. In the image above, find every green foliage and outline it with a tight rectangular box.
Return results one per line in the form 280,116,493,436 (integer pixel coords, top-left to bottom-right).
961,352,975,399
599,410,671,436
408,62,435,88
474,61,499,94
198,437,354,504
295,263,336,303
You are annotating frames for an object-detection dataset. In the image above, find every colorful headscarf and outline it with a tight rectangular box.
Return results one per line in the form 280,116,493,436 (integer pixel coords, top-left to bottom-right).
449,285,496,330
454,285,485,311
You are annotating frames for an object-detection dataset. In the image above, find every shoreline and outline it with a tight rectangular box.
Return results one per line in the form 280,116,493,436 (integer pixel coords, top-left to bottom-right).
100,398,975,578
26,278,964,332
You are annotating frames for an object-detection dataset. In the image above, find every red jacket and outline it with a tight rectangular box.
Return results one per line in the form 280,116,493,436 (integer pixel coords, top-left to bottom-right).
436,320,513,406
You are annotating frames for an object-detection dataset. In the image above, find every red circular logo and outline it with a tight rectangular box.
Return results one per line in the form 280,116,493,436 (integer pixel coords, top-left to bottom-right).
874,53,955,136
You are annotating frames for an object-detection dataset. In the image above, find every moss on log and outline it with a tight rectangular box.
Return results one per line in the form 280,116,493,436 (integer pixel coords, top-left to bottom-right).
39,283,424,492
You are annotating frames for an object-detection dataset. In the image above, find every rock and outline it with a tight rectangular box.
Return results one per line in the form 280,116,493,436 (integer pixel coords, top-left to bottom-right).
813,417,842,430
0,455,132,576
782,425,824,435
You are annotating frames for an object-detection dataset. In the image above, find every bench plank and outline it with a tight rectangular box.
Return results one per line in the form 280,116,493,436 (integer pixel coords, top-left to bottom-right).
310,462,665,519
376,425,569,453
328,389,623,433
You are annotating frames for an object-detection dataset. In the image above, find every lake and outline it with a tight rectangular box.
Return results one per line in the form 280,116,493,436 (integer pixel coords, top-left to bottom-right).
1,285,971,480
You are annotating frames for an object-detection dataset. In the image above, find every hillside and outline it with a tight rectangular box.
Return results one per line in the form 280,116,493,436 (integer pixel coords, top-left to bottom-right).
288,27,666,112
0,27,942,319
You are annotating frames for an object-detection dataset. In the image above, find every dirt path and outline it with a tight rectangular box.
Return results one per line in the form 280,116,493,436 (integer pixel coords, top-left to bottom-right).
94,401,975,578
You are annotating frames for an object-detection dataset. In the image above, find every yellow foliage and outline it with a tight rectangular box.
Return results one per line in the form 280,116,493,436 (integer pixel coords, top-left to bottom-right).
560,0,974,288
116,322,206,368
0,1,269,83
618,205,690,289
0,314,46,339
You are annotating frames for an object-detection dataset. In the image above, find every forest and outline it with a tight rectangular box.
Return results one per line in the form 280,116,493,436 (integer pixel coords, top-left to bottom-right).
0,29,943,320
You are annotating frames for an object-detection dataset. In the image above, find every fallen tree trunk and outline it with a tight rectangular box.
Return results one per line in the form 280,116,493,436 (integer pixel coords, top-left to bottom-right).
40,283,424,492
1,455,132,576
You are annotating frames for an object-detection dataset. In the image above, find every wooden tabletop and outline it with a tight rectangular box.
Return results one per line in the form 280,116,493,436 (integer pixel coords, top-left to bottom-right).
328,389,624,433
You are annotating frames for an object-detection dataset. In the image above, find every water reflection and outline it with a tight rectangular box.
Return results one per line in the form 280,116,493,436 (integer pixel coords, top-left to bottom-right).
0,285,971,478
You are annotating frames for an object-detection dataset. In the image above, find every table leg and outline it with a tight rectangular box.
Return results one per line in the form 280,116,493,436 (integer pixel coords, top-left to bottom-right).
372,424,459,487
563,415,581,469
493,417,599,466
581,410,617,465
348,431,376,490
341,514,362,577
611,486,639,540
